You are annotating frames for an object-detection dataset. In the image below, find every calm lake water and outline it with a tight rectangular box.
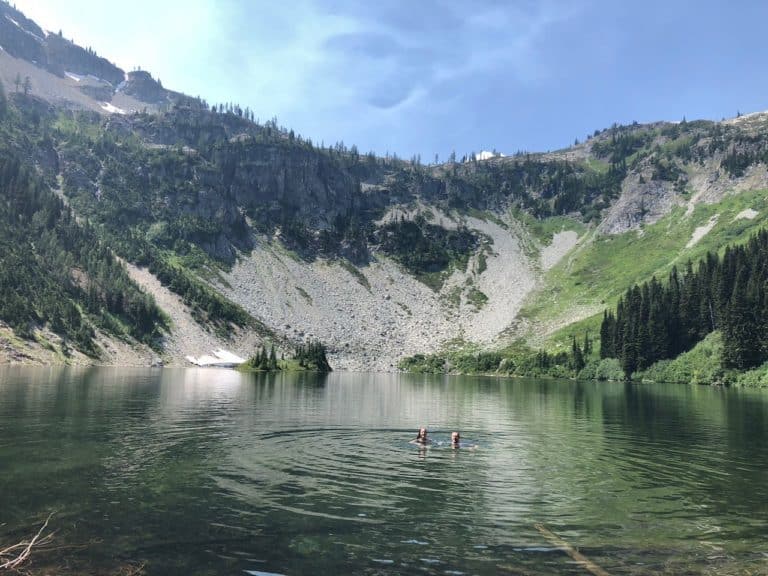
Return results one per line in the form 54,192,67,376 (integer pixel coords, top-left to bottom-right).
0,367,767,575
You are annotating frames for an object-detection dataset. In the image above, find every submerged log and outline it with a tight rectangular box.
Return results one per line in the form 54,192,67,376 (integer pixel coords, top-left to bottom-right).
534,523,611,576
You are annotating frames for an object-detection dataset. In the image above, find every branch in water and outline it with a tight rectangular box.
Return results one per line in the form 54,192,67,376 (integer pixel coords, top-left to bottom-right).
0,512,56,571
534,523,611,576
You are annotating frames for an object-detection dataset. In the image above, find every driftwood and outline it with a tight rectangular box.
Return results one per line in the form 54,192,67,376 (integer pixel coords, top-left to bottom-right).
0,512,55,571
535,523,611,576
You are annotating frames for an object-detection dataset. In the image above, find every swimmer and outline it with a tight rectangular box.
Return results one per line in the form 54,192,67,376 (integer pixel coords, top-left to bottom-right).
410,427,430,445
450,431,477,450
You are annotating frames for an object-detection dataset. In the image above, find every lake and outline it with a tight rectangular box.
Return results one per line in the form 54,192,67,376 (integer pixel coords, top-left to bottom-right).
0,367,766,575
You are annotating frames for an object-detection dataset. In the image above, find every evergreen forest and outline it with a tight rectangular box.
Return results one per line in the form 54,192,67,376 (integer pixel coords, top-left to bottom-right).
600,229,768,375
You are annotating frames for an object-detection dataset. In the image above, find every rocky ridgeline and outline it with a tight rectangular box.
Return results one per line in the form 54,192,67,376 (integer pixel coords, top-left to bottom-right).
0,2,121,85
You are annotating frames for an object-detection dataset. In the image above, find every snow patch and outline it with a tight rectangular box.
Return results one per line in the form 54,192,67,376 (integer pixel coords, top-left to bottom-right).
5,15,44,43
734,208,758,221
686,215,719,249
185,349,245,368
65,71,83,82
100,102,126,115
470,150,505,161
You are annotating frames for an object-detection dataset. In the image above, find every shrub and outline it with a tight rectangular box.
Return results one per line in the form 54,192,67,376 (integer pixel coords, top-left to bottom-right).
578,358,625,381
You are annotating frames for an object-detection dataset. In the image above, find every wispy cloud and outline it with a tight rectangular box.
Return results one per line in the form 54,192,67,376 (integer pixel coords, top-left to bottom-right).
288,0,579,113
13,0,582,154
225,0,581,152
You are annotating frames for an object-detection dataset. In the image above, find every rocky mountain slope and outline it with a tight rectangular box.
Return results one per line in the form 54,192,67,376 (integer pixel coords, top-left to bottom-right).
0,1,187,114
1,2,768,370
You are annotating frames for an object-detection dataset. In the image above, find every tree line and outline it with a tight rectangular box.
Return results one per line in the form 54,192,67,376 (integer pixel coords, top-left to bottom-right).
243,341,331,372
600,229,768,375
0,154,167,353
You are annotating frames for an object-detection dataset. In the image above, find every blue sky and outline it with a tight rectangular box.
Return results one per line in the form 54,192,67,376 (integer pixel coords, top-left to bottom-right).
14,0,768,160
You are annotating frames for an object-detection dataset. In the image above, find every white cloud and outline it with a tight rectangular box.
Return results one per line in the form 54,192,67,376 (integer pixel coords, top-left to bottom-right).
10,0,581,156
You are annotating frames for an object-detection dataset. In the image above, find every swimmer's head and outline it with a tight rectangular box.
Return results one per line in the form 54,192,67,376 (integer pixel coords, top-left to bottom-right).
417,427,428,441
451,431,460,445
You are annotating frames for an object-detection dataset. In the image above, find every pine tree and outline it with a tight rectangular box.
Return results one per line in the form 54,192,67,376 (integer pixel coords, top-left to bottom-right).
600,311,615,359
0,80,6,119
269,345,277,370
571,335,585,372
583,330,592,357
722,266,760,369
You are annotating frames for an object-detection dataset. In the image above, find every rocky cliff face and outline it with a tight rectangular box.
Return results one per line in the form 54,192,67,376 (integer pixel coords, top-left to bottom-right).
120,70,183,104
0,3,185,114
0,3,122,85
0,2,46,63
598,117,768,234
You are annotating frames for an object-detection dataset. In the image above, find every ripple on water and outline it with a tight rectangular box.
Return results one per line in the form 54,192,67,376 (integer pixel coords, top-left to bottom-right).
2,369,768,576
214,428,487,522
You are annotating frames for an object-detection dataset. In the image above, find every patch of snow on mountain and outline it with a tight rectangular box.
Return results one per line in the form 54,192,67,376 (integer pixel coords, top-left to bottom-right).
470,150,505,161
100,102,126,115
6,15,44,43
65,71,83,82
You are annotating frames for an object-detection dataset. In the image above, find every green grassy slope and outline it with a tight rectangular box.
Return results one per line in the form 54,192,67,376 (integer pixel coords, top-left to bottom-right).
523,188,768,354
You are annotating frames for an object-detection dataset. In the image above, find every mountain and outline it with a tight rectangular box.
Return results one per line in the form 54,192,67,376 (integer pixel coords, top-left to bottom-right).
0,1,187,114
1,2,768,372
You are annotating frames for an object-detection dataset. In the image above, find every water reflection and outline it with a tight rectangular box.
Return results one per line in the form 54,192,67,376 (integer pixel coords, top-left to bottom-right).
0,368,767,574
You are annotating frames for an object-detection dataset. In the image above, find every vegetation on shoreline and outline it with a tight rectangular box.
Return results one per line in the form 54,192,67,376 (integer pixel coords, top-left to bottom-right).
239,341,332,373
399,333,610,380
402,225,768,389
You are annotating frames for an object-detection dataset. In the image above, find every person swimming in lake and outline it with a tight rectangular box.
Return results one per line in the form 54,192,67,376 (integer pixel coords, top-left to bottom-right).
410,427,431,445
450,431,478,450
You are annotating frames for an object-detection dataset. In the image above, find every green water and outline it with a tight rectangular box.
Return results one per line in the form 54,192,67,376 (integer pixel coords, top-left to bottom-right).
0,367,767,575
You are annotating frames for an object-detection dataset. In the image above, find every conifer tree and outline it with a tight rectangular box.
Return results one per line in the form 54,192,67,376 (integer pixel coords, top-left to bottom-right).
600,228,768,375
0,81,6,119
571,335,585,372
269,345,277,370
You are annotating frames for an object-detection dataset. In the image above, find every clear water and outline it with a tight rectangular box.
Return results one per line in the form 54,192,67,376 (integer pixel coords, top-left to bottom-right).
0,367,767,575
